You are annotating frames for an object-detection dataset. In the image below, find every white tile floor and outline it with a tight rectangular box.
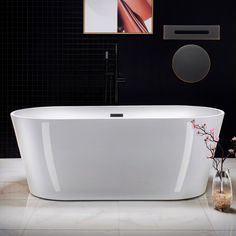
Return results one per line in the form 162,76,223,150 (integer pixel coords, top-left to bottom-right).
0,159,236,236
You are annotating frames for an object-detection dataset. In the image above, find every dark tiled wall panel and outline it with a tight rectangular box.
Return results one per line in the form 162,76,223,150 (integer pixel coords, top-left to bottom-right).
0,0,117,158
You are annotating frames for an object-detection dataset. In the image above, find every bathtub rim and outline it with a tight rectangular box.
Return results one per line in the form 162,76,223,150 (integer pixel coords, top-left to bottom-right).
10,105,225,120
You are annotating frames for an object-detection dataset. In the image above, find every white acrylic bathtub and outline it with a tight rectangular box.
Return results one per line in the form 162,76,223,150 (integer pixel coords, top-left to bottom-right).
11,106,224,200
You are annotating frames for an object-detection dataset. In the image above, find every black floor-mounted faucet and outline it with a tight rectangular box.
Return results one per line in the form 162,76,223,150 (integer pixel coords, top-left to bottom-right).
104,44,127,105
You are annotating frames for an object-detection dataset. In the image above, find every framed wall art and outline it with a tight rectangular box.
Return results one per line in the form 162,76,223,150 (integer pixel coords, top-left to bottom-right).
84,0,153,34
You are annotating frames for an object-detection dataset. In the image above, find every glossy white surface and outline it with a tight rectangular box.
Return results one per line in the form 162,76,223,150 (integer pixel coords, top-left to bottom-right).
0,159,236,236
11,105,223,119
11,106,224,200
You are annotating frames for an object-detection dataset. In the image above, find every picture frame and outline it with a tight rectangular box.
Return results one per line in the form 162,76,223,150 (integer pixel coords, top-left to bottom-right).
83,0,154,34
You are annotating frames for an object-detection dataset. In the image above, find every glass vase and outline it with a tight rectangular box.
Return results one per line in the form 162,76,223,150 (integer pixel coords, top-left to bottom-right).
212,170,233,211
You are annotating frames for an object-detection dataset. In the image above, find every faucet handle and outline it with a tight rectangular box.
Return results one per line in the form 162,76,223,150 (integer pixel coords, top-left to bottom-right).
106,72,115,76
117,77,127,83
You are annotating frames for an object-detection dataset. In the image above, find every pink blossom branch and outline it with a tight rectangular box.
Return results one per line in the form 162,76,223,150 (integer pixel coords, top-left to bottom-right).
191,120,236,173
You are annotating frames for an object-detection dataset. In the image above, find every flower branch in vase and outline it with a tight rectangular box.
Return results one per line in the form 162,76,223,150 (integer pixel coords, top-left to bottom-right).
191,120,236,211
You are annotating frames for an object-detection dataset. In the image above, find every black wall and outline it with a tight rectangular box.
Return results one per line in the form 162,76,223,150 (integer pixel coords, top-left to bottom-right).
118,0,236,150
1,0,236,158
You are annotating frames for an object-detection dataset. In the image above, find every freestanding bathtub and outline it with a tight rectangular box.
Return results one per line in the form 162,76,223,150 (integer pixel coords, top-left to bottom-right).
11,106,224,200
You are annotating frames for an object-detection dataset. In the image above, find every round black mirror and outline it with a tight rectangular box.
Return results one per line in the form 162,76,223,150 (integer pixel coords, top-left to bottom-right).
172,44,211,83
